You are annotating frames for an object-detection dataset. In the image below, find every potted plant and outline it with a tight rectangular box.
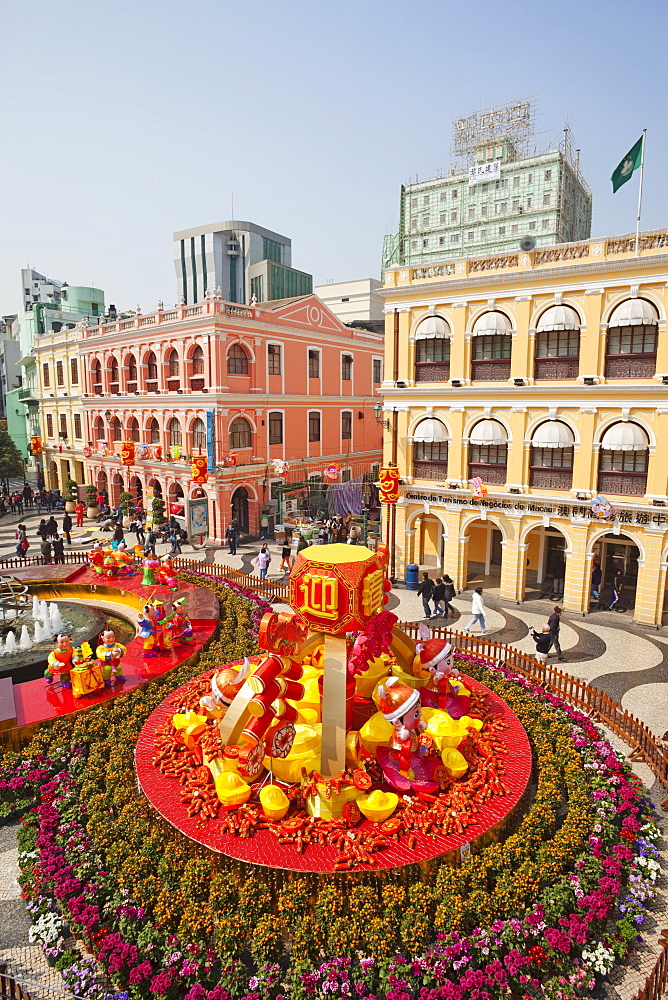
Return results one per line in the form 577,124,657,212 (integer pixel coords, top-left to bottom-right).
84,484,98,519
152,496,166,526
64,479,78,513
119,491,134,528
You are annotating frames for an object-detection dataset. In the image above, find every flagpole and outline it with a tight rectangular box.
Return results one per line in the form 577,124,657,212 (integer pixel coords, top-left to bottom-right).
635,129,647,256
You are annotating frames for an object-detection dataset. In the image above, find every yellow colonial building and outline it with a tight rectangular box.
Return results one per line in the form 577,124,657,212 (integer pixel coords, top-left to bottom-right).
33,320,87,491
381,229,668,627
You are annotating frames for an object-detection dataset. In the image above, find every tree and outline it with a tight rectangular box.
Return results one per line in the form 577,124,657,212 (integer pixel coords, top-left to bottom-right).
0,426,25,489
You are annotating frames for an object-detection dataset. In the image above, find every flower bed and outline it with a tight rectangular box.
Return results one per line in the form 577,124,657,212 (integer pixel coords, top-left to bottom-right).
0,577,663,1000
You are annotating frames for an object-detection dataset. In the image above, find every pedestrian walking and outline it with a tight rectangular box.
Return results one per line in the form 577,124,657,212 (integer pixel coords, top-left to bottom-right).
169,530,182,556
547,606,565,661
22,484,32,507
226,522,237,555
46,515,58,539
34,491,43,515
279,542,291,573
113,524,125,545
146,528,158,557
37,518,48,540
62,513,73,545
591,563,602,601
40,537,52,565
464,587,487,634
442,575,457,616
608,569,623,611
52,534,65,564
531,625,552,665
75,501,86,528
417,571,435,619
256,544,271,580
259,514,269,540
133,518,146,545
15,524,28,558
13,493,24,516
431,578,446,617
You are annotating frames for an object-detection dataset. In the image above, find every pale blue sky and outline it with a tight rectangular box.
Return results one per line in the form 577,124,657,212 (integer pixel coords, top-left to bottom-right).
1,0,666,311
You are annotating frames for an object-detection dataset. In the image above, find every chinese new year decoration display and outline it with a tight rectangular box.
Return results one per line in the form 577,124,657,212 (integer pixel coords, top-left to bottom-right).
323,463,340,481
192,454,208,484
30,435,43,455
591,494,616,521
272,458,289,475
222,452,237,467
120,441,135,466
378,466,400,503
468,476,487,500
138,542,531,874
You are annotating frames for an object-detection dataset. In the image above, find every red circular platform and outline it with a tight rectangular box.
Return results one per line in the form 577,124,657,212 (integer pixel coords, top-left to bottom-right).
135,673,532,874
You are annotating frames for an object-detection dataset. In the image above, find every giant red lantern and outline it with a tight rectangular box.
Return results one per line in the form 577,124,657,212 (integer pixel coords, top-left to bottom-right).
30,435,43,456
191,454,208,484
379,466,400,504
289,544,387,636
120,441,135,467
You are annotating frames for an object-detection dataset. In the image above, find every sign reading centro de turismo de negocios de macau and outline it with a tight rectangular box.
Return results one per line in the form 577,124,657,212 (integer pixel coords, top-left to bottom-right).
404,493,664,527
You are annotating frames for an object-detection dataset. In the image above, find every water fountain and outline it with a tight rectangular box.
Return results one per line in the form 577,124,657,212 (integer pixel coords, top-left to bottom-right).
20,626,33,650
32,595,40,619
5,632,17,653
48,603,65,634
33,619,49,643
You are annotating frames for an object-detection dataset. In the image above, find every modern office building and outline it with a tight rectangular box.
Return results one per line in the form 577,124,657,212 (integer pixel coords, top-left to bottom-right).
380,227,668,627
382,101,592,274
173,220,312,305
315,279,384,327
77,291,383,539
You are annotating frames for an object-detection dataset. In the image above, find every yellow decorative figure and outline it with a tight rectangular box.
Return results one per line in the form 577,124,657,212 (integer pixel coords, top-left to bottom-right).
358,789,399,823
215,770,252,807
441,747,469,779
70,642,104,699
259,784,290,820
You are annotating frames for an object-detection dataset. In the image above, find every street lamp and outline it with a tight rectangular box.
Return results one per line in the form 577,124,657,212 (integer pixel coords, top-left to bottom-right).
373,402,390,429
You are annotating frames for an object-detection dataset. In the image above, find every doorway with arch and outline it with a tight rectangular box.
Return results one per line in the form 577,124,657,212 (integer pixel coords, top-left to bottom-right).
231,487,249,533
590,534,640,613
523,525,569,601
465,519,503,589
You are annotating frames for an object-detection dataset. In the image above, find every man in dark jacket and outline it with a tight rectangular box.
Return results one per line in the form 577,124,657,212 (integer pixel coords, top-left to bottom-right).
442,575,457,616
417,572,435,619
46,515,58,539
40,538,52,564
547,606,565,661
432,578,445,617
52,534,65,564
62,513,73,545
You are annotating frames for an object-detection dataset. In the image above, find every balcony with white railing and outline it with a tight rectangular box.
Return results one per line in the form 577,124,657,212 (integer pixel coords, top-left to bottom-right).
79,292,256,340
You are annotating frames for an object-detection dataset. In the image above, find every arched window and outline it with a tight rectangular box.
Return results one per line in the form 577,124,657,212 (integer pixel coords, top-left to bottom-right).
191,345,204,375
146,352,158,384
471,312,512,381
168,417,182,447
529,421,574,490
126,354,137,386
229,416,252,450
148,418,160,444
414,317,451,382
227,344,249,375
412,419,449,480
109,357,119,392
168,349,180,378
598,422,649,496
92,359,102,394
110,417,122,442
605,299,658,378
192,417,206,451
468,419,508,484
128,417,140,443
95,416,105,441
534,306,581,380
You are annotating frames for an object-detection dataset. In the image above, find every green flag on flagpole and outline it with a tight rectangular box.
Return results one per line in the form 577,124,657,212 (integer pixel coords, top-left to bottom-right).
611,136,644,192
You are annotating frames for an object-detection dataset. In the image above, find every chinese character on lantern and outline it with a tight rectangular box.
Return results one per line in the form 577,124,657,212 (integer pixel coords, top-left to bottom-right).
290,547,389,634
120,441,135,466
192,454,208,483
379,467,400,504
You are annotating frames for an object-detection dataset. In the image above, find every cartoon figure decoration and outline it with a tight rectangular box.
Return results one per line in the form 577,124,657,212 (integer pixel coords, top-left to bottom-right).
375,678,441,793
95,628,126,686
468,476,487,500
166,597,194,644
591,494,616,521
90,542,138,578
415,624,471,720
45,633,75,688
199,658,251,718
137,600,172,657
70,642,105,699
88,542,106,576
141,552,161,586
157,555,177,590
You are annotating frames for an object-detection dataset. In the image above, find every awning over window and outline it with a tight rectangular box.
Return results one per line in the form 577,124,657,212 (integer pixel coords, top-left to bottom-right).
536,305,581,332
415,316,450,339
413,418,449,443
469,419,507,445
531,421,574,449
600,422,649,451
608,299,658,328
471,311,512,337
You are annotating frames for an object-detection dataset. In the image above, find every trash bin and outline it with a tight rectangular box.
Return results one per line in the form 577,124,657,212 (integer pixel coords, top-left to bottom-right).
406,564,419,590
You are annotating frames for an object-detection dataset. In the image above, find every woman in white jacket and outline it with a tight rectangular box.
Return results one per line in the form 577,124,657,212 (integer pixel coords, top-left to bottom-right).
464,587,487,634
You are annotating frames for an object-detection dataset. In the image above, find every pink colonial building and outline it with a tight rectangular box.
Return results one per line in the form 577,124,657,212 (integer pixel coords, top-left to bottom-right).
78,290,384,540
